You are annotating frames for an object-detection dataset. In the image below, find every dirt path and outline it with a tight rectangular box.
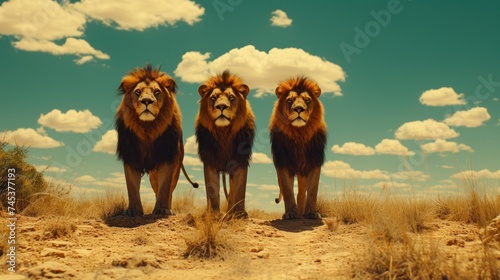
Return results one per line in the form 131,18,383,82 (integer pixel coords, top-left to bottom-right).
0,214,490,279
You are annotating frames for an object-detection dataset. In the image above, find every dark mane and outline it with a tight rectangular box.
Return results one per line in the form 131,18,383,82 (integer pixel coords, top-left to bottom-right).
116,114,182,173
270,129,326,176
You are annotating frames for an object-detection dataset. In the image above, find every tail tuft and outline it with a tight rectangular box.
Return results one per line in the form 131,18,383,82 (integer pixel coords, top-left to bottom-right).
192,182,199,188
275,198,280,204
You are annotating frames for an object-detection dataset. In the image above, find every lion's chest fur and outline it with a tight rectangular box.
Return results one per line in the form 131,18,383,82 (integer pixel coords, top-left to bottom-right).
115,116,181,173
270,128,326,176
196,124,254,174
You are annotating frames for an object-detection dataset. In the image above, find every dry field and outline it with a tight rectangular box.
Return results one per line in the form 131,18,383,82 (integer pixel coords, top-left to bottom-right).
0,184,499,280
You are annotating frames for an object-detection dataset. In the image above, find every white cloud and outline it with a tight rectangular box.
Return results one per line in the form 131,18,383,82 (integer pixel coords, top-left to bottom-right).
75,175,97,182
72,0,204,31
35,165,66,173
252,152,272,164
38,109,102,133
0,128,63,148
258,184,279,191
322,160,389,180
14,37,110,60
452,169,500,179
391,171,429,182
184,135,198,155
270,9,292,27
419,87,466,106
441,165,454,169
183,155,203,166
331,142,375,156
374,139,415,156
0,0,110,63
93,130,117,155
75,55,94,65
443,107,491,128
395,119,459,140
174,45,346,97
421,139,473,154
0,0,85,41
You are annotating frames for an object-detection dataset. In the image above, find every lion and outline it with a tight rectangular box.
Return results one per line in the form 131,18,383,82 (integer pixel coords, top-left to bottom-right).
115,64,197,217
195,70,255,218
269,76,327,220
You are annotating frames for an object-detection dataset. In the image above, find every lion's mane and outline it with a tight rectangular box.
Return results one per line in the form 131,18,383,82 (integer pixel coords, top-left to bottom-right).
195,71,255,174
269,77,327,176
115,65,182,173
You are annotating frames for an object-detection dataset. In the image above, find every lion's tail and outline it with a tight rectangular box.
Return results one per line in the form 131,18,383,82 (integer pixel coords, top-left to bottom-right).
181,164,199,188
222,172,229,201
275,190,282,204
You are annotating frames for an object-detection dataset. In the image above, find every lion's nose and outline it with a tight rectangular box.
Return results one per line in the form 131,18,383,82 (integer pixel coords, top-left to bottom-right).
140,98,153,106
293,106,305,114
216,104,228,111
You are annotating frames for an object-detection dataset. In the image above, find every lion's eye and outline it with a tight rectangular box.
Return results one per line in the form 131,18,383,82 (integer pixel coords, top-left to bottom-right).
134,89,142,96
154,89,161,95
286,99,293,104
305,98,311,103
229,95,235,101
210,96,216,101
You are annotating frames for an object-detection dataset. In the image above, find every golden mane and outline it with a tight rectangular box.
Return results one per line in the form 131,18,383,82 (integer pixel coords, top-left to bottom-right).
270,77,326,144
195,70,254,141
116,65,179,143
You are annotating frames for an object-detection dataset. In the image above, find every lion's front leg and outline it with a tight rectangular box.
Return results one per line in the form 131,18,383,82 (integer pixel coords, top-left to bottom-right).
203,165,220,212
152,163,177,216
124,164,144,217
302,167,322,219
228,166,248,219
276,168,299,219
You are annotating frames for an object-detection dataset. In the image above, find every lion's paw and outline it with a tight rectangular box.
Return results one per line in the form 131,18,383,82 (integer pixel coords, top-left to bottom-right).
125,208,144,217
282,212,300,220
228,211,248,220
304,212,322,220
152,208,174,216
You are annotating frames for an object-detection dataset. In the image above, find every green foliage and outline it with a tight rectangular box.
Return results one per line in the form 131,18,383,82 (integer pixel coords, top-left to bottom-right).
0,142,49,212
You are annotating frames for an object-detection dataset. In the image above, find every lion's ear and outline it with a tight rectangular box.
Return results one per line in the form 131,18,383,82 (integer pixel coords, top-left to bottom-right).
198,85,210,97
275,85,287,98
312,86,321,97
119,76,138,94
237,84,250,97
157,76,177,93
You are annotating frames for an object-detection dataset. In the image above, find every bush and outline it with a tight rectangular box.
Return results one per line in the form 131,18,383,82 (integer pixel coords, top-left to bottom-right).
0,143,49,212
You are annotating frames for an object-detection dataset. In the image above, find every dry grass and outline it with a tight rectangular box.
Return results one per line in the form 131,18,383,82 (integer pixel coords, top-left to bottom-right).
183,210,233,260
43,218,77,239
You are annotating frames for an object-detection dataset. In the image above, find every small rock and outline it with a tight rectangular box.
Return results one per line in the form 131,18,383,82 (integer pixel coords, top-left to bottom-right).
315,259,322,263
446,239,465,247
40,248,66,258
48,241,75,248
250,246,264,253
256,251,269,259
73,249,92,257
26,261,77,279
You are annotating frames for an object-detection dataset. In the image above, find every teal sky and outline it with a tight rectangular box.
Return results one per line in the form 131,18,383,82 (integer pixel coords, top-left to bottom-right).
1,0,499,211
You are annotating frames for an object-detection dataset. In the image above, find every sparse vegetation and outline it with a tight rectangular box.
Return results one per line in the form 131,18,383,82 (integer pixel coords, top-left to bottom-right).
1,142,499,278
183,211,232,260
43,218,77,239
0,143,49,212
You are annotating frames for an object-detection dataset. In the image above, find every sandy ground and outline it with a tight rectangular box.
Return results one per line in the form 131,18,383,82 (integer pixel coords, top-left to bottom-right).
0,213,495,279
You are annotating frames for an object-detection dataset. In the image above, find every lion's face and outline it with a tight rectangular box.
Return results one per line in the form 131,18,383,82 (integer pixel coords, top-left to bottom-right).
205,87,244,127
117,65,178,142
275,78,322,128
198,82,249,127
282,91,314,127
130,80,164,122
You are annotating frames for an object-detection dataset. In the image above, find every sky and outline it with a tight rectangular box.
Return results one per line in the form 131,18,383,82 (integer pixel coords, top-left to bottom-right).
1,0,499,212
